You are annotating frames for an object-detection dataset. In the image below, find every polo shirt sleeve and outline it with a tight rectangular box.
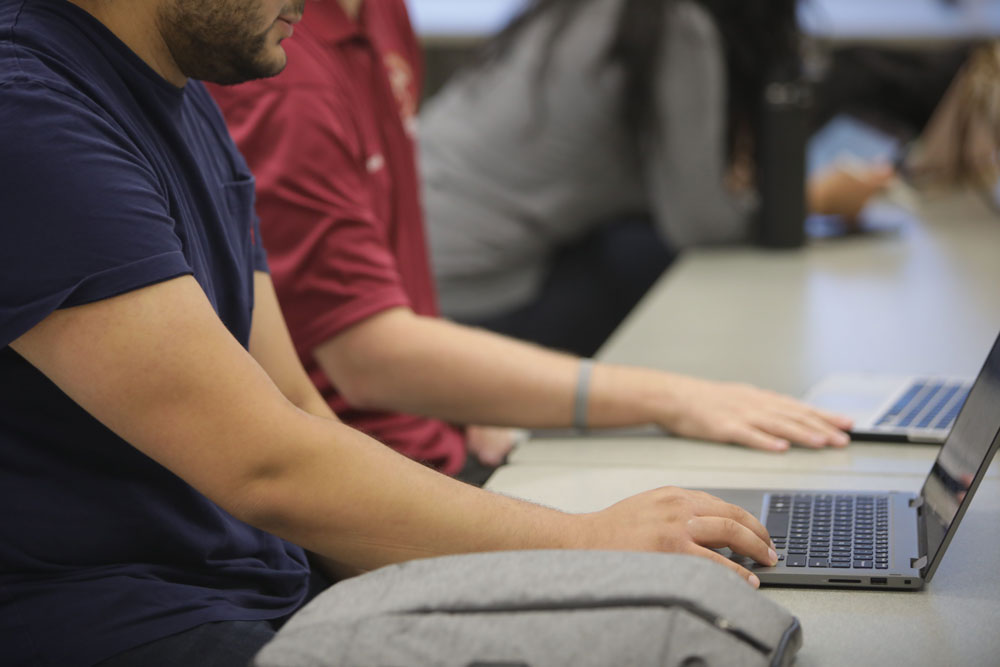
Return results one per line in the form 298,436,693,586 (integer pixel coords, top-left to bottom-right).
642,2,756,248
0,83,192,348
217,85,412,356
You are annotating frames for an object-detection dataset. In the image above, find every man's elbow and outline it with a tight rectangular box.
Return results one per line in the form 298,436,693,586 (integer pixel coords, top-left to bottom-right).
221,458,316,539
315,345,404,411
313,308,424,411
334,369,398,411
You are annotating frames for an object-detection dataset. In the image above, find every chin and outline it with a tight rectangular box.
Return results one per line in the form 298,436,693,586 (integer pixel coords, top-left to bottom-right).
263,49,289,76
245,45,288,80
205,53,287,85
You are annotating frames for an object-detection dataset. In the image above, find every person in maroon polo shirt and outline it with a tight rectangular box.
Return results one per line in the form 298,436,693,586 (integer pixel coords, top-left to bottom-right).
208,0,854,482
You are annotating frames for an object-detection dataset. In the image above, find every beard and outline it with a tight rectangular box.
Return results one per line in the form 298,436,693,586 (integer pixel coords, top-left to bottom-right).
157,0,305,85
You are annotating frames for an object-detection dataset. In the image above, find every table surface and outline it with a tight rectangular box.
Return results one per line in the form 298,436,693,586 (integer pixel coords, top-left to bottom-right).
488,464,1000,666
486,189,1000,666
800,0,1000,44
406,0,1000,42
600,189,1000,392
406,0,525,41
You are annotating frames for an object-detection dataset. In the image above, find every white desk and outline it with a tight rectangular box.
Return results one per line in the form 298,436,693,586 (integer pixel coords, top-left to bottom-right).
800,0,1000,45
486,189,1000,665
509,432,1000,478
488,464,1000,666
406,0,1000,43
600,189,1000,392
406,0,526,42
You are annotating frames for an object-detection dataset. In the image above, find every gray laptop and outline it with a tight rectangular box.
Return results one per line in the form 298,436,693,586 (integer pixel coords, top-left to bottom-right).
803,373,972,444
709,330,1000,590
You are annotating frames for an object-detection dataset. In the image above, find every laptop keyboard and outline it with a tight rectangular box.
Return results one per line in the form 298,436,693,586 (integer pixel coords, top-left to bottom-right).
766,494,890,569
874,380,970,431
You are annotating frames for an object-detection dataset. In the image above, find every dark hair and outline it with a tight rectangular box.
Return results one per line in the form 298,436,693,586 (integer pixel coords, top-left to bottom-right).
475,0,801,160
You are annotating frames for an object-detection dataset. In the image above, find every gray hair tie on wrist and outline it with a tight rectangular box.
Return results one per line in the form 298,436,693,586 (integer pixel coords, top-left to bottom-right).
573,359,594,431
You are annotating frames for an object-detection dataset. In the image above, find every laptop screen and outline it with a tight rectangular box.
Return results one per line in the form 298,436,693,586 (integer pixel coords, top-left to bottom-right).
920,332,1000,580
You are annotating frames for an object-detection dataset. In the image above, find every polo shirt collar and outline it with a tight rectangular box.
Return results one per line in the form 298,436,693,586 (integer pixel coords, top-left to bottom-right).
304,0,367,44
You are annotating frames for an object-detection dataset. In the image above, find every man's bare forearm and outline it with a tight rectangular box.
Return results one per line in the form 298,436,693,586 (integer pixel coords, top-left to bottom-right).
314,308,672,428
314,308,852,451
249,272,341,421
237,409,581,569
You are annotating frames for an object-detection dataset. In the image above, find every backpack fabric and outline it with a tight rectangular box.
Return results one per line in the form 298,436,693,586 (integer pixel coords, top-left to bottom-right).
254,550,802,667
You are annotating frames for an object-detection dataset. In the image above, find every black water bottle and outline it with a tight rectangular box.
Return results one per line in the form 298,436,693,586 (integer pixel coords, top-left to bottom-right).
755,69,812,248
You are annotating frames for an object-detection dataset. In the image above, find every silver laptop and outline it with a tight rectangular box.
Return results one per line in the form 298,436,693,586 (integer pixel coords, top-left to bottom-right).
708,331,1000,590
804,373,972,443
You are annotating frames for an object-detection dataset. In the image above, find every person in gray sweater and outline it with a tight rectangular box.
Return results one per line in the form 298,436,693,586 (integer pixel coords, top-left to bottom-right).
420,0,893,356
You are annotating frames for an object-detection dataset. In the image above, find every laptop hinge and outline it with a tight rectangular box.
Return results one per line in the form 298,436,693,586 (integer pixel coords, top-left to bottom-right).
908,496,924,510
910,555,928,570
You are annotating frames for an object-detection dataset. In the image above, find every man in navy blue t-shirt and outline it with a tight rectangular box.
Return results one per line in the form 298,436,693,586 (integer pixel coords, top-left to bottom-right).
0,1,781,665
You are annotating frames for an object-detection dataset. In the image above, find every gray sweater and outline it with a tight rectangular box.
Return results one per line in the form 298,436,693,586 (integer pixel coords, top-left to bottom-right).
419,0,755,320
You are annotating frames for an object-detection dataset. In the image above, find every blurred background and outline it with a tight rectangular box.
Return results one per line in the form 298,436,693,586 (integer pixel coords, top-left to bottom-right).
407,0,1000,96
405,0,999,355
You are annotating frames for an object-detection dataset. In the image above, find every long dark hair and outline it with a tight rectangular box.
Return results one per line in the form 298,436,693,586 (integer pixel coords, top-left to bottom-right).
475,0,801,161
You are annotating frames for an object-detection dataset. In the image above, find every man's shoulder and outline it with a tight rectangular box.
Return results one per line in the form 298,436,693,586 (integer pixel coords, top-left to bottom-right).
0,69,110,140
0,13,126,132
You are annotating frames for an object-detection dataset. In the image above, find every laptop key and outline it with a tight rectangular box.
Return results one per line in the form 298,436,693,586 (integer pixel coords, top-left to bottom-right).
765,511,789,538
854,560,874,569
808,559,829,568
786,555,807,567
882,383,924,421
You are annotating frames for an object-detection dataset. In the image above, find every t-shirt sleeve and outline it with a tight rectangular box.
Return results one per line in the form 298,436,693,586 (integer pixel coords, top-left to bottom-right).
251,208,269,274
0,83,193,348
214,84,412,356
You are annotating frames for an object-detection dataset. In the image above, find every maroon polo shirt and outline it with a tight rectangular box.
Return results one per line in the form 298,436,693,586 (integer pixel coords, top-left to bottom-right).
208,0,465,474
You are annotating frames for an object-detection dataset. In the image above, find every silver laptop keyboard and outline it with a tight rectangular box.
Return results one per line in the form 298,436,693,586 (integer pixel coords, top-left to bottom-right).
766,494,890,569
874,380,970,430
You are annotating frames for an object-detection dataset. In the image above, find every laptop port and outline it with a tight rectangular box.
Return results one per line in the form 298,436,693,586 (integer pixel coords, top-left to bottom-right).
871,577,888,585
827,578,862,584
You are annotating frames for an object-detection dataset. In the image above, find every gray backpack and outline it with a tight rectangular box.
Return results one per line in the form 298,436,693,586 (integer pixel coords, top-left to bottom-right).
254,550,802,667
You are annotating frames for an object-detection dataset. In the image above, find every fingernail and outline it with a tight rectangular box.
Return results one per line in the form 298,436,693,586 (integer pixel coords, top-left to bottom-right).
837,433,851,446
768,548,778,565
749,574,761,589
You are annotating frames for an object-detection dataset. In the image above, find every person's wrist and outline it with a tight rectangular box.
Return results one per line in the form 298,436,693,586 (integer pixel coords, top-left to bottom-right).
560,512,602,550
806,174,828,215
636,369,688,432
573,359,594,430
588,364,682,431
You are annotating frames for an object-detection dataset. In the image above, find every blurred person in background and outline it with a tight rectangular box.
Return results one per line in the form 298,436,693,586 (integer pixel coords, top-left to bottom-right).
420,0,896,357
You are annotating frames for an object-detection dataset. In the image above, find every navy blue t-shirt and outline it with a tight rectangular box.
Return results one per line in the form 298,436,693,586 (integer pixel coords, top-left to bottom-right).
0,1,311,664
